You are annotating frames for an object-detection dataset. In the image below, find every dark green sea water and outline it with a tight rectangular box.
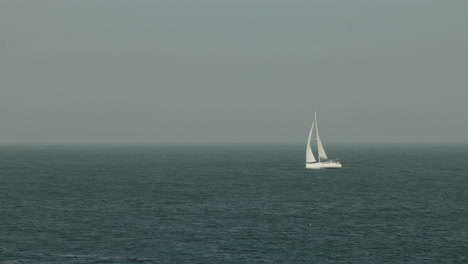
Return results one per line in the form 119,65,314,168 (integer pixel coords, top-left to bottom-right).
1,144,467,263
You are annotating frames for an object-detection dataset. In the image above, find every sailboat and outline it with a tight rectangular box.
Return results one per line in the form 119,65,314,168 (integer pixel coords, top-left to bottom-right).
305,111,342,169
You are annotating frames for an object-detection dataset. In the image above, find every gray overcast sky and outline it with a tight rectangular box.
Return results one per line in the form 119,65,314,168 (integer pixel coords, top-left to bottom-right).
0,0,467,144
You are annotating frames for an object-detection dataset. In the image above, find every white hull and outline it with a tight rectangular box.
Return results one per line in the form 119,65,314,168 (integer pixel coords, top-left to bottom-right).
305,161,342,169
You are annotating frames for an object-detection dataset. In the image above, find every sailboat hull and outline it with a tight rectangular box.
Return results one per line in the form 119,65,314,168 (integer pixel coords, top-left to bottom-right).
306,162,342,169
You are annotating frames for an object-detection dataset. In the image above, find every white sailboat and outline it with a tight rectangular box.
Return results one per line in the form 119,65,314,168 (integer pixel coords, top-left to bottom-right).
305,111,342,169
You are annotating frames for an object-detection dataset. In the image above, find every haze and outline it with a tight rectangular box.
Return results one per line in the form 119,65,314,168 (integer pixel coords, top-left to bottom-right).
1,0,467,144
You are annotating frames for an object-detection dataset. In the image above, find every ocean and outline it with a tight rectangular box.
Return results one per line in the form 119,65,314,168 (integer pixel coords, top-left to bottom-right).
0,144,467,263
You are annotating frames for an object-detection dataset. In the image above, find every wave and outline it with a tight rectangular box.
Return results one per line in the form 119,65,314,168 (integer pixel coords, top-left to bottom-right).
0,247,152,263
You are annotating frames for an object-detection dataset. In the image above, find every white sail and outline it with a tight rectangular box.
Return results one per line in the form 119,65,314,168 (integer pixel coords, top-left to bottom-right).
315,111,328,161
305,121,316,163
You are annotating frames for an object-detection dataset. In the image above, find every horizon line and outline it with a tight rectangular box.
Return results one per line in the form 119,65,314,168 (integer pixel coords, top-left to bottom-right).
0,142,467,146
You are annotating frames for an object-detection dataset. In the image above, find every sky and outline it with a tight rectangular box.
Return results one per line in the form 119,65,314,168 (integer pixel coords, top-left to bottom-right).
0,0,467,144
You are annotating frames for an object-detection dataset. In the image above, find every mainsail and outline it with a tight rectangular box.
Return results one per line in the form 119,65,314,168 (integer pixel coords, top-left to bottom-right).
305,121,316,163
314,111,328,161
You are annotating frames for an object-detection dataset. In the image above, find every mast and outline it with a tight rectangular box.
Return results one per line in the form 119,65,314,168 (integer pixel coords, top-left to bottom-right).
315,111,328,162
316,111,320,163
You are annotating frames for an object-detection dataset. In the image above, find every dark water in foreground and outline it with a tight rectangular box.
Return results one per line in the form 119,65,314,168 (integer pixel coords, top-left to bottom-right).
0,144,467,263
